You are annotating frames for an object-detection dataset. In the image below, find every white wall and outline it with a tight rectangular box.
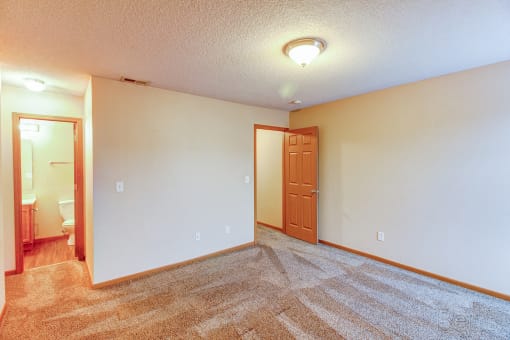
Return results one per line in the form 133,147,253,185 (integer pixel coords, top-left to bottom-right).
0,70,6,315
91,77,288,284
290,61,510,295
1,85,83,270
256,129,283,228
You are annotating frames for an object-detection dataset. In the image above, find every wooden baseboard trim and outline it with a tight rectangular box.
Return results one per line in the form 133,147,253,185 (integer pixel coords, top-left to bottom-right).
4,270,17,276
91,242,255,289
257,221,284,233
319,239,510,302
0,303,6,324
34,234,68,244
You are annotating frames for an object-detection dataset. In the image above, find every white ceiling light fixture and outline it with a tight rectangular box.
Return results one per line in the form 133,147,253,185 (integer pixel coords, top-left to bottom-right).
284,37,327,67
24,78,46,92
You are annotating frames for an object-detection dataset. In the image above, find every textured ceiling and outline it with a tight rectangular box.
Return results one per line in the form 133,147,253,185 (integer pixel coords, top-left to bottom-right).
1,0,510,110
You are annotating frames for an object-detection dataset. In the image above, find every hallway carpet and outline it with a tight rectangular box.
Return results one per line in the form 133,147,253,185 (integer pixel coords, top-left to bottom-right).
1,226,509,339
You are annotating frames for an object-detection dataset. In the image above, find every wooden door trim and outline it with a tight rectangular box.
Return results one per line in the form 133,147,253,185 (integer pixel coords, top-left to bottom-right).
12,115,22,273
253,124,288,238
12,113,85,274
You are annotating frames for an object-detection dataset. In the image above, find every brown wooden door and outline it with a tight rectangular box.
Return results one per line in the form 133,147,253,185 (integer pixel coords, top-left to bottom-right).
284,127,318,244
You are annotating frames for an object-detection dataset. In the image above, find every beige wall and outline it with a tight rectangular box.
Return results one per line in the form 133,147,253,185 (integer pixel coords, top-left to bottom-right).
84,78,94,281
0,70,6,314
256,129,283,228
290,61,510,295
90,77,288,284
21,120,74,238
1,85,83,270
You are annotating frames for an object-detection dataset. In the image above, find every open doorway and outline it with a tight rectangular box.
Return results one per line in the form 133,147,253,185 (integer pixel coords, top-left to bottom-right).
12,113,84,273
254,124,319,244
254,125,287,233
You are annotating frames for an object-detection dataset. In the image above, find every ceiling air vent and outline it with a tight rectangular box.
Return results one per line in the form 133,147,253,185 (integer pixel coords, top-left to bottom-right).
120,76,150,86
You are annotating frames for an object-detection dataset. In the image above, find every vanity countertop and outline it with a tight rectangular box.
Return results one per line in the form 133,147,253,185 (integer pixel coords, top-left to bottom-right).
22,196,36,205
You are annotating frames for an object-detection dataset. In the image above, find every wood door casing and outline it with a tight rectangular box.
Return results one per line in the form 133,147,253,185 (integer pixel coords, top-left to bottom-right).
284,127,318,244
12,113,85,273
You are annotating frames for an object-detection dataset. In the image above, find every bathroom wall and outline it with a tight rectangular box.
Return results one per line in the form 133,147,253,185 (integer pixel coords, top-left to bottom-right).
256,129,284,228
21,120,75,238
1,85,83,270
90,76,288,284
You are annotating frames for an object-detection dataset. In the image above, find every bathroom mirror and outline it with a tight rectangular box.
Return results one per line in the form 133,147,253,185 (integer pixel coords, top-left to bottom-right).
21,139,33,191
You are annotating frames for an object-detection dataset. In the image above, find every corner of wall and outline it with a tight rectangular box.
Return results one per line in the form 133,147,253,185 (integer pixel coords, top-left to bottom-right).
0,67,6,315
84,77,94,283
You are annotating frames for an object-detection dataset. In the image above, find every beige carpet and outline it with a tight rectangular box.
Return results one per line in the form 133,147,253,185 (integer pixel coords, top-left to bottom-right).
1,226,509,339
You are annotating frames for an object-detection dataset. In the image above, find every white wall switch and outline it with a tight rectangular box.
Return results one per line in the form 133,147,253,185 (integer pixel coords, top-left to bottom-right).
195,232,201,241
244,175,250,184
115,181,124,193
377,232,385,242
225,225,231,234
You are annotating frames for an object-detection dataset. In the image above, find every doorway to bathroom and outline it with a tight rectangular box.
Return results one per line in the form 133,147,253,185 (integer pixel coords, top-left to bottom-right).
12,113,84,273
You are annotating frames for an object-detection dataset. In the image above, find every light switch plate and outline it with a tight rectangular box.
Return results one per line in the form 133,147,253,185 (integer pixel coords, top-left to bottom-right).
377,232,385,242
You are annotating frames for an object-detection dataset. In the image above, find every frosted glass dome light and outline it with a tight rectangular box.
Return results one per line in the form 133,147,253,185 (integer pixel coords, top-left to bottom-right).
284,38,327,67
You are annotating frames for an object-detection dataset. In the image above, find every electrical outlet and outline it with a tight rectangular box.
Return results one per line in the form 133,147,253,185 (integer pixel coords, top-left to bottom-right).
377,232,385,242
195,232,201,241
225,225,231,234
115,181,124,192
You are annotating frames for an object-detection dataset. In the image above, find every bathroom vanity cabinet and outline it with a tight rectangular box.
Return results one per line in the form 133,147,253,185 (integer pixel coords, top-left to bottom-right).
22,203,35,251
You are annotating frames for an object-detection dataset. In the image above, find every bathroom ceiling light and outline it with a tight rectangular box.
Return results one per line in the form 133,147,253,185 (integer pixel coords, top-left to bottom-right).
24,78,46,92
284,38,327,67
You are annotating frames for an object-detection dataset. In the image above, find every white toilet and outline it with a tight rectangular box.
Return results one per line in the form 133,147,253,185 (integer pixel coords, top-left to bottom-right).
58,200,75,246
